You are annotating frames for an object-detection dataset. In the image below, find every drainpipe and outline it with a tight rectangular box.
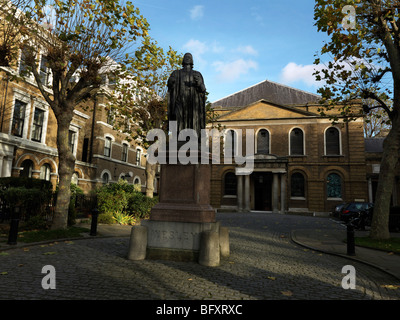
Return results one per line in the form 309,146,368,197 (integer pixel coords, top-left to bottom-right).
1,73,9,132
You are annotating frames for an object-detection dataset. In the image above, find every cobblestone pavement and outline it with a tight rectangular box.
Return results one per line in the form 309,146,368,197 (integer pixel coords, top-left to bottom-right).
0,212,399,300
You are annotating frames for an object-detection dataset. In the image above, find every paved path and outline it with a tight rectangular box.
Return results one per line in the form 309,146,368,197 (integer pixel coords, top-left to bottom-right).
0,212,399,300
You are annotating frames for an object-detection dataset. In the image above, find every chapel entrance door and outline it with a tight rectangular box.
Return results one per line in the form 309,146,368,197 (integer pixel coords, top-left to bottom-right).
254,172,272,211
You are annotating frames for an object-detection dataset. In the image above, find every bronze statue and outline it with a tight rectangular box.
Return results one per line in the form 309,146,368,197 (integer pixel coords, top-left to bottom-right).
167,53,206,139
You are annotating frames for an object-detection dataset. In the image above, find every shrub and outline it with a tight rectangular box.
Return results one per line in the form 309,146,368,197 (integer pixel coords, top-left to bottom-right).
127,192,158,219
97,212,115,224
96,179,158,224
112,212,137,225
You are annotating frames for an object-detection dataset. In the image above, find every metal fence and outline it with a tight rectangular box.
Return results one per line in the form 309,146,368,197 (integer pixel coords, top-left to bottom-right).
0,193,97,223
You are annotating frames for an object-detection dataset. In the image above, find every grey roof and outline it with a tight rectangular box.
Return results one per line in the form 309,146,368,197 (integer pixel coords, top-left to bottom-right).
212,79,321,108
365,137,385,153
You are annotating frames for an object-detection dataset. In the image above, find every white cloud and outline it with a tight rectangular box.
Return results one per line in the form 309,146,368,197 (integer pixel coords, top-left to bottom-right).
280,62,323,87
190,5,204,20
183,39,207,56
213,59,258,82
235,45,258,56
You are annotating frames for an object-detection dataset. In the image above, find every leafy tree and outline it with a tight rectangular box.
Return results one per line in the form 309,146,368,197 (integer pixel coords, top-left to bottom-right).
109,36,183,198
0,0,33,67
13,0,149,229
363,99,391,137
314,0,400,239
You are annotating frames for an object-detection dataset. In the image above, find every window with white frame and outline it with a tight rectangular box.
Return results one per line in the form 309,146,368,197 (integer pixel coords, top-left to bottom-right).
19,46,32,76
122,143,128,162
325,127,341,155
31,108,45,142
39,55,51,86
11,99,27,137
104,137,112,157
102,172,110,184
40,164,51,181
135,148,141,166
290,128,304,155
257,129,270,154
225,130,238,157
68,130,78,156
20,159,33,178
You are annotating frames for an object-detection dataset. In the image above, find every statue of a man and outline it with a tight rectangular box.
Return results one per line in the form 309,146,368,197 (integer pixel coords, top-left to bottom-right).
167,53,206,139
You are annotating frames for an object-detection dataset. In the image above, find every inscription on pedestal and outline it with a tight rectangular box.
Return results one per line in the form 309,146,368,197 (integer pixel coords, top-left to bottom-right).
142,220,219,251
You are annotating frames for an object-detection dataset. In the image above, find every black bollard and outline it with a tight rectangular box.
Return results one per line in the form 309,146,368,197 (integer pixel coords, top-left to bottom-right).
347,223,356,256
7,207,20,245
90,208,99,236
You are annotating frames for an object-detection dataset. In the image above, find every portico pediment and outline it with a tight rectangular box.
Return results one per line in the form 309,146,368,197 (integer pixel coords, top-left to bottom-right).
217,100,316,121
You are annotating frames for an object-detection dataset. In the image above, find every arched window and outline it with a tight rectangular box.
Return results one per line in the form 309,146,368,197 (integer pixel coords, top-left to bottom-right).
291,172,305,198
325,127,340,155
20,159,33,178
225,130,238,157
102,172,110,184
290,128,304,155
40,164,51,181
224,172,237,196
257,129,270,154
327,173,342,198
71,172,79,185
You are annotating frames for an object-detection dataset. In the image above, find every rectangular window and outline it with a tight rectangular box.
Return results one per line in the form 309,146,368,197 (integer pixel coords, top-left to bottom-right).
68,130,76,154
31,108,45,142
104,137,112,157
136,149,141,166
121,144,128,162
107,110,114,125
19,47,29,75
39,55,50,86
11,100,26,137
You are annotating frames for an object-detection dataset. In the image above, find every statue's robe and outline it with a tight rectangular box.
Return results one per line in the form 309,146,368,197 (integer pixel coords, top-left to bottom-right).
167,67,206,139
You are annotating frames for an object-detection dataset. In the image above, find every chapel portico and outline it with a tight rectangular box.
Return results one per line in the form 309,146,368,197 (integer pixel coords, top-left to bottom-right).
236,154,288,213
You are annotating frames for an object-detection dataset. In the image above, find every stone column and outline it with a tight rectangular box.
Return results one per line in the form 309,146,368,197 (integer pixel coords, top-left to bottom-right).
0,156,4,178
237,175,243,211
2,157,12,177
368,178,373,203
244,174,250,211
272,173,279,213
280,173,286,214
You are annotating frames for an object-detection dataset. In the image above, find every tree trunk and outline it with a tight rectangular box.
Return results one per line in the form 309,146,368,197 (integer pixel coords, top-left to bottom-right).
370,110,400,240
51,114,76,230
145,161,156,198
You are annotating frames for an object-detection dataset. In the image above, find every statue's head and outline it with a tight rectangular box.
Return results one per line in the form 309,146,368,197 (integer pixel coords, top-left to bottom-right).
182,53,193,66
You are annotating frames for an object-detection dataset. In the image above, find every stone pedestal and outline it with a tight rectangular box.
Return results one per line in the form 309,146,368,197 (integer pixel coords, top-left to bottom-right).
128,153,229,265
150,162,216,223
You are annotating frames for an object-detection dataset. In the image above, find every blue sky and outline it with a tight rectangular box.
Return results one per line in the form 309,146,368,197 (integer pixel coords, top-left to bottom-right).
135,0,329,103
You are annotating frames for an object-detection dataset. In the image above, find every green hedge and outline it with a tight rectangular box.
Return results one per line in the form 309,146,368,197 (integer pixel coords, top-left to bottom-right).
0,177,54,228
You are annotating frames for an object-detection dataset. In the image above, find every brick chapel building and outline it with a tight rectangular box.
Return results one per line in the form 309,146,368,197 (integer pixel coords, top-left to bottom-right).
209,80,378,215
